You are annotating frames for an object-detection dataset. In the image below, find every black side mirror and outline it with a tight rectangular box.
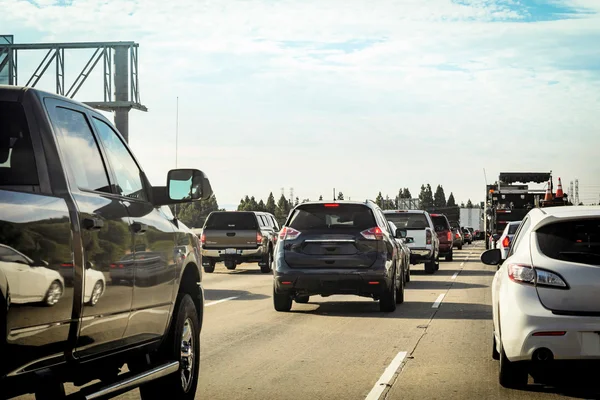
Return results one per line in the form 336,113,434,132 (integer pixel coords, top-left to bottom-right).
481,249,502,265
492,234,501,242
396,228,407,239
167,169,213,201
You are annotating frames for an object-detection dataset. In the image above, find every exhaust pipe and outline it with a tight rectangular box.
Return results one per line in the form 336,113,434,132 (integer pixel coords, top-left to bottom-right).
532,348,554,362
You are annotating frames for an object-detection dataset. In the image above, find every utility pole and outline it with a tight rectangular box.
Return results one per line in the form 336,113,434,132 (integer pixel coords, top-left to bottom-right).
174,97,179,218
575,179,580,205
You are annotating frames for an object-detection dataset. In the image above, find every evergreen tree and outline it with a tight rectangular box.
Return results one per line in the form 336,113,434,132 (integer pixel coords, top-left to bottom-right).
375,192,384,207
466,199,473,208
276,194,290,223
402,188,412,199
295,196,300,206
258,199,267,212
177,195,220,228
447,192,457,207
460,202,466,208
418,184,434,209
337,191,344,200
266,192,276,214
433,185,447,208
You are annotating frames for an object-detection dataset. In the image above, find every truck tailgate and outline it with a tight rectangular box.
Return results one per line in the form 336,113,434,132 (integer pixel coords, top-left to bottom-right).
203,229,259,249
405,229,427,248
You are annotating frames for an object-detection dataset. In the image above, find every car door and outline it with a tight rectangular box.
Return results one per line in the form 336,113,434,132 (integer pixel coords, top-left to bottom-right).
91,117,176,340
47,99,135,358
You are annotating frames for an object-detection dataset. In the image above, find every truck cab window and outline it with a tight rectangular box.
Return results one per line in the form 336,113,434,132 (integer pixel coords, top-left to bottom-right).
52,107,111,193
92,118,147,201
0,101,39,186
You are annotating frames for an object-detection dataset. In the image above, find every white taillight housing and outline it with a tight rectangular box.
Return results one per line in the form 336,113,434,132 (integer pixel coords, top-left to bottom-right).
279,227,301,241
361,227,384,240
508,264,568,288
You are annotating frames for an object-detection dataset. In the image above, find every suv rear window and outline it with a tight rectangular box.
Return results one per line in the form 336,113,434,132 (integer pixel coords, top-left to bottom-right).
430,215,450,231
204,212,258,230
385,213,428,229
0,101,39,186
288,204,375,231
537,219,600,266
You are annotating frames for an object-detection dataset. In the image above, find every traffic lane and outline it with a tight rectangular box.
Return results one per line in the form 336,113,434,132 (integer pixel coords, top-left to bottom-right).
386,253,600,400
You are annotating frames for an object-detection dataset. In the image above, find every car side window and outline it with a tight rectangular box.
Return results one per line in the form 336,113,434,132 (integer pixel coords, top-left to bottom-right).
270,215,279,230
92,118,147,201
508,218,530,257
52,107,111,193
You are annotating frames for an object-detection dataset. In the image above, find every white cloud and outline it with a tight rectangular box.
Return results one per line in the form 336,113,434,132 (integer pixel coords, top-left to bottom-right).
2,0,600,205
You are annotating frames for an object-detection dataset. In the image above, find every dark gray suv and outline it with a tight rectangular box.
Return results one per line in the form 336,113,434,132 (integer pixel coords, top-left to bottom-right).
272,200,405,312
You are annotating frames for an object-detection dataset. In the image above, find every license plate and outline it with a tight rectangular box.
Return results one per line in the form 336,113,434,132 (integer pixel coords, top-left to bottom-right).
225,248,237,255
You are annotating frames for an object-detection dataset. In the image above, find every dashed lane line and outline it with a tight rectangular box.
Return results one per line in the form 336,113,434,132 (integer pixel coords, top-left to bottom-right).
365,351,408,400
205,296,239,307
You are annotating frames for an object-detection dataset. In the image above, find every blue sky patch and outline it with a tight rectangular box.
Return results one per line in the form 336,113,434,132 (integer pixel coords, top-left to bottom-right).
279,39,385,53
452,0,593,22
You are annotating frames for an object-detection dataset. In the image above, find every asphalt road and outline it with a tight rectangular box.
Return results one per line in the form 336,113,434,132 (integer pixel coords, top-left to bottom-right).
16,242,600,399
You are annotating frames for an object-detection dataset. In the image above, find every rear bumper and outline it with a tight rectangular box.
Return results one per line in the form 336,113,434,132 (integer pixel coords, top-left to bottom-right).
201,247,264,265
438,243,452,255
408,247,432,264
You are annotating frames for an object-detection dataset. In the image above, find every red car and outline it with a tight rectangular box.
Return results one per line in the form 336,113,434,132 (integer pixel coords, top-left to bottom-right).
429,214,454,261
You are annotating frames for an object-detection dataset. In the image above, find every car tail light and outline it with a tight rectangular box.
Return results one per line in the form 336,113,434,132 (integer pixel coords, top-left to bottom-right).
201,232,206,245
455,233,460,239
447,232,452,242
508,264,568,288
110,263,124,268
426,230,432,245
257,232,263,243
279,227,301,241
532,331,566,336
61,263,73,267
502,236,510,248
361,227,384,240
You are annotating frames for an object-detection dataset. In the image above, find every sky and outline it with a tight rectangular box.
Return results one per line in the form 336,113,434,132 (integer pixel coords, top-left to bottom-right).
2,0,600,210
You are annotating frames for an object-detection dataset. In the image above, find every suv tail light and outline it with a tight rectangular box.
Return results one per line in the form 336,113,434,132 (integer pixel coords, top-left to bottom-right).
426,230,432,245
361,227,384,240
447,232,452,242
508,264,568,288
200,232,206,246
257,232,263,243
279,227,301,241
502,236,510,248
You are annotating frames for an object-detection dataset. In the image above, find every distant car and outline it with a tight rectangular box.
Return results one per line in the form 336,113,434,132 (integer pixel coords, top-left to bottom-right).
451,225,464,250
273,200,405,312
461,228,473,244
388,221,412,283
383,210,440,273
429,214,454,261
497,221,522,259
483,206,600,389
466,227,475,240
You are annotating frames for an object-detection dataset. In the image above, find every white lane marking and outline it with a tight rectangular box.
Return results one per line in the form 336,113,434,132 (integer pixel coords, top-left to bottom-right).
451,272,459,280
432,294,445,308
460,262,465,267
365,351,408,400
205,296,239,307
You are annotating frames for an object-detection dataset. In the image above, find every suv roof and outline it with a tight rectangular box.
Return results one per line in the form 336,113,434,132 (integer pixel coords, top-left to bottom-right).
383,209,427,214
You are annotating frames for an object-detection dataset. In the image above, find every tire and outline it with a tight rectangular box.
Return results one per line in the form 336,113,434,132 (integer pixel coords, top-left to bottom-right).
225,261,236,270
260,250,273,274
445,251,453,262
139,294,200,400
405,264,411,283
87,281,103,306
434,256,440,271
35,381,65,399
44,280,63,307
295,295,310,304
203,265,215,273
458,244,463,250
424,260,436,274
395,268,405,305
379,270,397,312
492,333,500,360
273,287,292,312
499,344,528,389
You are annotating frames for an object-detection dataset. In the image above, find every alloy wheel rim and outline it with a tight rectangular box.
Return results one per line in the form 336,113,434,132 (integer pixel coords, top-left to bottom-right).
91,283,102,304
47,283,62,305
180,318,194,392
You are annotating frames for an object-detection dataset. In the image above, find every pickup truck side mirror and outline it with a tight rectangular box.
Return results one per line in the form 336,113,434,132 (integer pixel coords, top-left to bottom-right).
395,228,407,239
167,169,213,202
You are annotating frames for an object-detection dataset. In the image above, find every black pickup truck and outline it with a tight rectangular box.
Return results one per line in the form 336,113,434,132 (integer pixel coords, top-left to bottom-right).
0,86,213,399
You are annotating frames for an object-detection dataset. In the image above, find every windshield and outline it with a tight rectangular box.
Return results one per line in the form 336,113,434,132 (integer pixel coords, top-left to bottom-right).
385,213,428,229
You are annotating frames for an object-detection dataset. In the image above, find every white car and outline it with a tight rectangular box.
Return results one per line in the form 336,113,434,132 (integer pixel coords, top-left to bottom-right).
482,206,600,388
83,264,106,306
497,220,522,259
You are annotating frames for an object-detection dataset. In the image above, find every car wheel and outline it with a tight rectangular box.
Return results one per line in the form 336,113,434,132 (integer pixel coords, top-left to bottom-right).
139,294,200,400
395,268,405,305
405,264,411,283
458,244,463,250
203,265,215,273
295,295,310,304
492,333,500,360
273,286,292,312
225,261,236,270
445,251,453,262
44,281,63,307
88,281,103,306
434,256,440,271
380,270,397,312
35,380,66,399
260,251,273,274
499,340,528,388
424,260,435,274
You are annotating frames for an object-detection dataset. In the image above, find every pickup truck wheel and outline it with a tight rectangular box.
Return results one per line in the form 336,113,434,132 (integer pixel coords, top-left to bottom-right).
445,251,453,262
379,271,397,312
295,295,309,304
35,380,65,399
203,263,215,273
44,281,63,307
424,260,436,274
224,261,236,270
139,294,200,400
395,268,405,304
458,244,463,250
273,287,293,311
88,281,104,306
260,251,273,273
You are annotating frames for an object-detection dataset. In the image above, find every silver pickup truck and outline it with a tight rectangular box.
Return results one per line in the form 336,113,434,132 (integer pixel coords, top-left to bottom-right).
383,210,440,274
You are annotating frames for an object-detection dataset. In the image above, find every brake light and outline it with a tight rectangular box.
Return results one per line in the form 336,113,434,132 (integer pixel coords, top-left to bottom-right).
508,264,567,288
361,227,384,240
201,232,206,245
279,227,301,241
110,263,124,268
426,230,432,245
257,232,263,243
447,232,452,242
502,236,510,248
324,203,339,207
61,263,73,267
455,233,460,239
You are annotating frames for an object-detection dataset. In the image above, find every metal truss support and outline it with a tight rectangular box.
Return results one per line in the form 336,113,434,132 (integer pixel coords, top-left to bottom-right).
0,40,147,143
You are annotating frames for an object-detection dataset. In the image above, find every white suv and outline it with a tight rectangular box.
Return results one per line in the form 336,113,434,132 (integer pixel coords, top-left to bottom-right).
482,206,600,389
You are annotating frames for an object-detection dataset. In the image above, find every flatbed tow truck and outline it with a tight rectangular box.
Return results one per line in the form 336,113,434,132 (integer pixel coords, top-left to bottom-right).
484,172,571,249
